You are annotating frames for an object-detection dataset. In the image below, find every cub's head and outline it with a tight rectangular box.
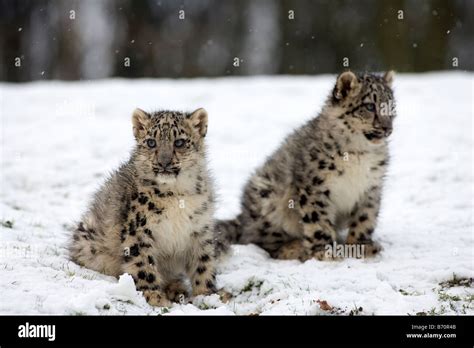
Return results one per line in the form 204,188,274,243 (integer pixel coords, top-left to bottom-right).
331,70,396,144
131,108,208,182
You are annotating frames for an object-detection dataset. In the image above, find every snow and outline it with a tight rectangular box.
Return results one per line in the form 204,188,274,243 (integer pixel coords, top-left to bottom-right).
0,72,473,315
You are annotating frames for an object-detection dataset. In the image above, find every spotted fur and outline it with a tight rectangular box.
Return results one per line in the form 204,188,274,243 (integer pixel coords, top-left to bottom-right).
70,108,220,306
216,71,396,261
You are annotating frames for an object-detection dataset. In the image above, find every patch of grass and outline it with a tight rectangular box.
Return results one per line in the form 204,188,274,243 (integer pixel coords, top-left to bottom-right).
439,274,472,288
399,288,422,296
198,303,211,310
421,275,474,315
1,219,14,228
65,269,76,277
438,292,461,302
241,279,264,293
262,288,273,296
348,304,363,316
416,306,447,316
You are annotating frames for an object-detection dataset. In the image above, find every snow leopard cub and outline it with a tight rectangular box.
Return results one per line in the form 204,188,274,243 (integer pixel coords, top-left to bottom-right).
216,71,396,261
70,108,220,306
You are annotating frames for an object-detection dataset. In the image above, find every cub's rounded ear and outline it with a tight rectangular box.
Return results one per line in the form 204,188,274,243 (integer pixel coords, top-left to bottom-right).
383,70,395,87
188,108,208,138
132,108,150,139
334,70,359,100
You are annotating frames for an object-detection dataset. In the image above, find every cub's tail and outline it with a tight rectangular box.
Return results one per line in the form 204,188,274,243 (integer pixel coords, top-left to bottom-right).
214,216,243,258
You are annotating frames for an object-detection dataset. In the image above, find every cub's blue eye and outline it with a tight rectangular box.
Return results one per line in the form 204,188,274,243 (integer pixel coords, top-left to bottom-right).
146,139,156,148
174,139,185,148
365,103,376,112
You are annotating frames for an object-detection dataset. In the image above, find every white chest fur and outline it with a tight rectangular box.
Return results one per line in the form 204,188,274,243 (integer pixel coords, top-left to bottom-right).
328,152,383,214
147,194,210,256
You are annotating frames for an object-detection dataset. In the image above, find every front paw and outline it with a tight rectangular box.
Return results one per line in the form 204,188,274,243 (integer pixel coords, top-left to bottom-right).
361,241,382,258
311,248,341,261
193,280,217,297
165,280,190,304
142,289,172,307
272,240,308,261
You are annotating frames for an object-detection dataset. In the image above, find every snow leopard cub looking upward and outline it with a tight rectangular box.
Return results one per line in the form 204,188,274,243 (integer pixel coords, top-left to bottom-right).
70,108,220,307
216,71,396,261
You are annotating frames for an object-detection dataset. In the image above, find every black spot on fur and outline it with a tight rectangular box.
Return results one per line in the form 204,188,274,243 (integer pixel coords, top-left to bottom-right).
324,143,333,151
138,271,146,280
315,201,325,208
313,231,324,240
196,266,207,274
148,202,155,210
312,176,324,185
323,190,330,197
206,279,215,290
302,214,311,223
129,221,136,236
314,230,331,241
120,228,127,242
148,255,155,265
200,254,210,263
130,244,140,257
359,214,368,222
311,211,319,222
138,194,148,205
318,160,327,169
300,194,307,206
139,242,152,248
328,163,336,170
260,190,271,198
146,273,156,283
144,228,152,236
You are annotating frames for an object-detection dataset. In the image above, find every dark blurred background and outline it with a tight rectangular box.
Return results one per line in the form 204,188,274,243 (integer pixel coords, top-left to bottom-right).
0,0,472,82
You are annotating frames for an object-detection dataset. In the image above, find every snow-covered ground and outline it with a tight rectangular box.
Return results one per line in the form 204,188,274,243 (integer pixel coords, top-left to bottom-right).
0,73,472,315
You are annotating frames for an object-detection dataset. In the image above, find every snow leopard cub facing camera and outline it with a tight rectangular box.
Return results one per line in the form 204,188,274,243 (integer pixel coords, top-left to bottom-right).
216,71,396,261
70,108,220,307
